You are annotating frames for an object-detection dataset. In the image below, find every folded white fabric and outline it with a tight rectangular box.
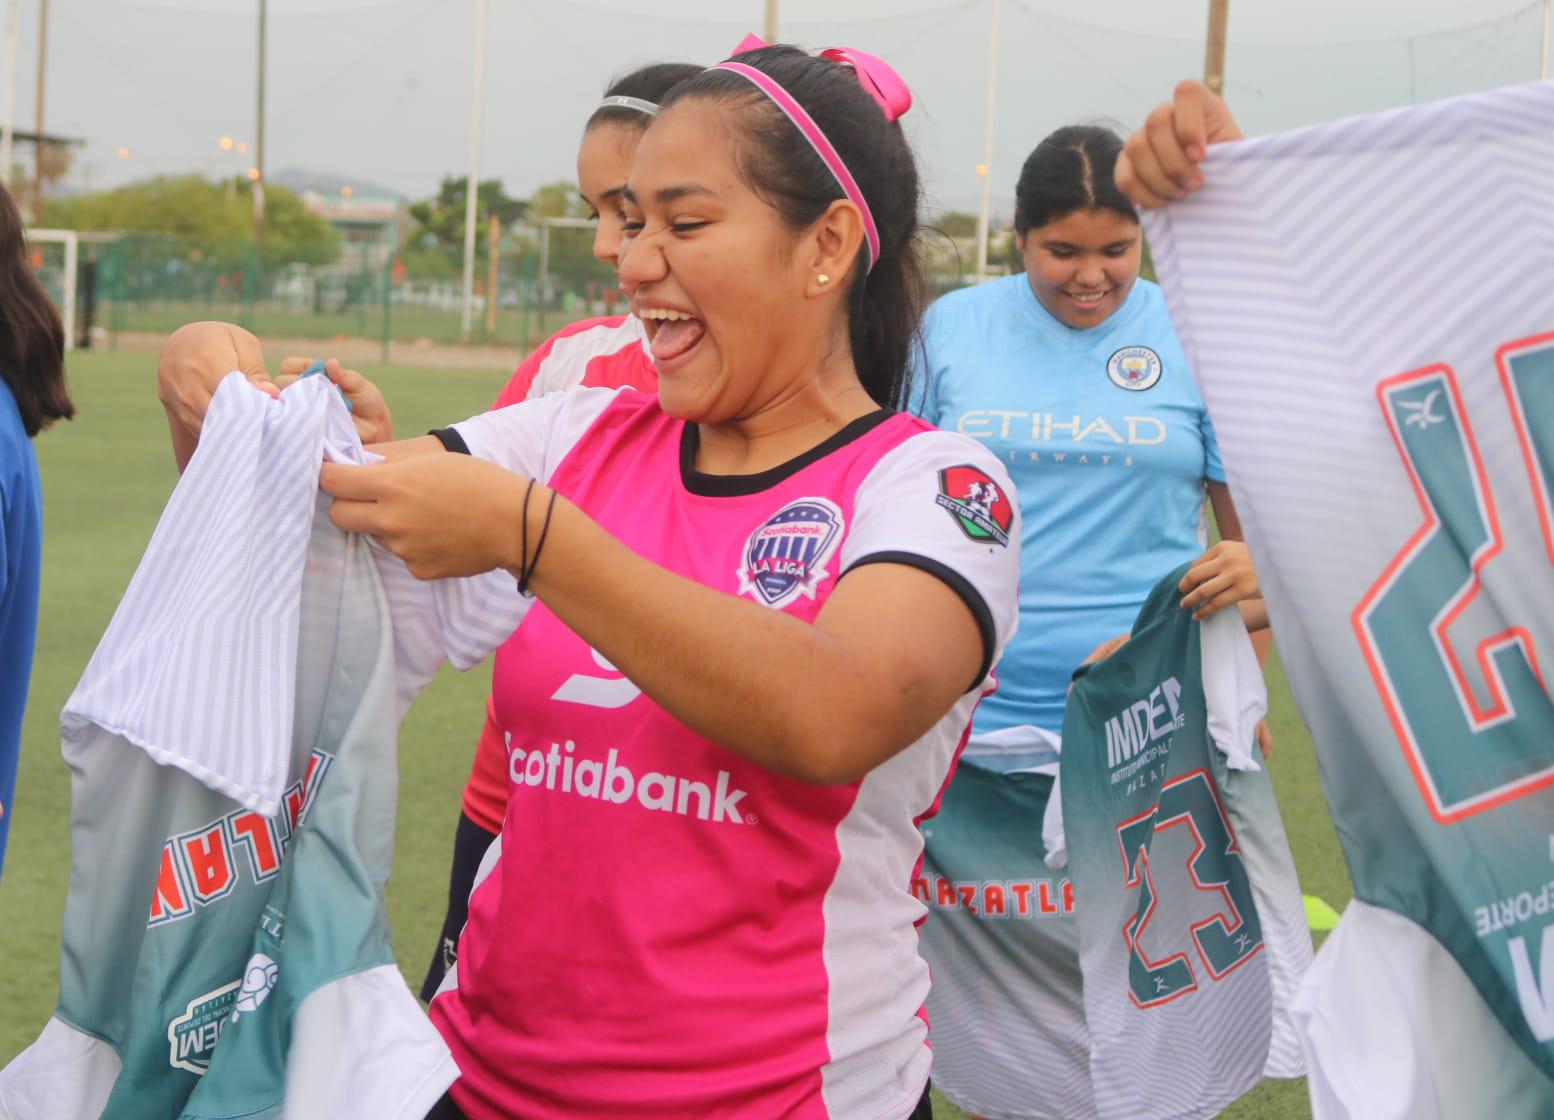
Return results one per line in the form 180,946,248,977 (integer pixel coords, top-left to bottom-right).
62,371,522,815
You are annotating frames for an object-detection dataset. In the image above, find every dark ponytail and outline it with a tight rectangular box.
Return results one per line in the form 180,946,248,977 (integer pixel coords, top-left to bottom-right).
585,63,703,135
663,46,925,409
0,181,71,436
1013,125,1137,235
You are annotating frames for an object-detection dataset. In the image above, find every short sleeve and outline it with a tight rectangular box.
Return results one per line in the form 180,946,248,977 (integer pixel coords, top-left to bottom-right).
447,385,622,485
1201,404,1227,484
839,429,1021,688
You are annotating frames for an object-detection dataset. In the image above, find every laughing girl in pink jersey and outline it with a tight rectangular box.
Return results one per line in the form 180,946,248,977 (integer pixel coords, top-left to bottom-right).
320,41,1022,1120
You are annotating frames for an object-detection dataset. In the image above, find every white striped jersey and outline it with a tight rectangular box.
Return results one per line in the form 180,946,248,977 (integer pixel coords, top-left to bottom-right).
1144,79,1554,1118
60,373,520,816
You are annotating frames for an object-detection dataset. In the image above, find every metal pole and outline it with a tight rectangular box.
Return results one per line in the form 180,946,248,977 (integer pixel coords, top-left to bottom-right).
60,229,75,351
254,0,267,258
1204,0,1229,96
0,0,18,187
485,211,499,338
459,0,487,342
380,257,392,364
974,0,1000,282
764,0,777,42
1542,0,1550,81
32,0,46,220
538,221,550,323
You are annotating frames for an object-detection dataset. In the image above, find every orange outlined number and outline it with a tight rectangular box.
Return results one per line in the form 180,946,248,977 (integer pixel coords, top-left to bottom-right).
1353,344,1554,825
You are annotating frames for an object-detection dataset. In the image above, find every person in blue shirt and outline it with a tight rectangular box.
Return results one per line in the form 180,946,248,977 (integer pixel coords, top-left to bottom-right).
910,125,1265,1120
0,179,74,881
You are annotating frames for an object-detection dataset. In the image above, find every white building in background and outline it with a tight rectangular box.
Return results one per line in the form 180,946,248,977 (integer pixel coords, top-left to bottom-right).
272,169,404,271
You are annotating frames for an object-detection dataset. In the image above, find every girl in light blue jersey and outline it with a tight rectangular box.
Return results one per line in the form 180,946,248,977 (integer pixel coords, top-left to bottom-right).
911,126,1264,1120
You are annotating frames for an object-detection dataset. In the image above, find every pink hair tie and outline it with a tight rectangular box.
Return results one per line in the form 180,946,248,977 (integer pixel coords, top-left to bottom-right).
713,55,897,272
731,34,912,124
819,47,912,123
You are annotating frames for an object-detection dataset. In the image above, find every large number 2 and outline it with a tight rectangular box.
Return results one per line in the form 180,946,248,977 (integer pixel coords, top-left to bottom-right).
1353,333,1554,825
1116,769,1264,1009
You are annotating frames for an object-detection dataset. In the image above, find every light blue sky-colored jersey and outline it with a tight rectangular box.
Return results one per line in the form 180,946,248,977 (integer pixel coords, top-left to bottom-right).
913,276,1223,751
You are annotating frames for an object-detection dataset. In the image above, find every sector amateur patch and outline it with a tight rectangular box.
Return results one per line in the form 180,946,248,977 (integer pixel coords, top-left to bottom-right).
936,465,1012,547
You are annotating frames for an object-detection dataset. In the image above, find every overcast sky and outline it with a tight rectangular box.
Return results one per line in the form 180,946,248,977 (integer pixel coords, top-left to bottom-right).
3,0,1546,215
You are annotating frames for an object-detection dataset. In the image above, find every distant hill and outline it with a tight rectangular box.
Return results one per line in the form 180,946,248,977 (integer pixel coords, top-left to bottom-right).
269,168,405,203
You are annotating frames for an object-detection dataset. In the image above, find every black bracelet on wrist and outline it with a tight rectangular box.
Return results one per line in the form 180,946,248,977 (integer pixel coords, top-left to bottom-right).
516,477,535,596
526,488,560,592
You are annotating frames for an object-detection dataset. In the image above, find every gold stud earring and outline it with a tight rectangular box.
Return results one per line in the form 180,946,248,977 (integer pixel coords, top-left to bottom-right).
817,273,831,286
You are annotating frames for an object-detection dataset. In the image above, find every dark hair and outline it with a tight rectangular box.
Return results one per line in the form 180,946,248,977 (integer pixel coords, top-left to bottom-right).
586,63,703,134
662,45,925,409
1013,125,1138,235
0,181,71,436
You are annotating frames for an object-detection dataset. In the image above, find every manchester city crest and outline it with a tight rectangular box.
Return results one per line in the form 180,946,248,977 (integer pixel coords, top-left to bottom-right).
737,498,845,609
1107,345,1163,391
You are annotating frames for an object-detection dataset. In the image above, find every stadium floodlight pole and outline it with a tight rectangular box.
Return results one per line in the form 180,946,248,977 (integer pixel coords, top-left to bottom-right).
460,0,487,343
764,0,777,42
1,0,17,187
1204,0,1229,96
974,0,1000,283
254,0,267,258
1543,0,1550,80
32,0,46,220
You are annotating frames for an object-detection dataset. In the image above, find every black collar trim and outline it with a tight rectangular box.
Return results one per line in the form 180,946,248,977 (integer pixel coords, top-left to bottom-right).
679,410,895,497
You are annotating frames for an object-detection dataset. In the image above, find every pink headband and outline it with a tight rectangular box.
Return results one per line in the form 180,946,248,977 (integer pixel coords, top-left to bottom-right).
714,38,912,274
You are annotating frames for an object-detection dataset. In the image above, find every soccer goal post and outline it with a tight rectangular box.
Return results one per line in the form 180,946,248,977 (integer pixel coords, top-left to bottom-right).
27,228,78,352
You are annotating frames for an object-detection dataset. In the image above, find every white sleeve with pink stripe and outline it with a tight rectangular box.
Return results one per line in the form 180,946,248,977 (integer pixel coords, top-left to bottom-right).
449,385,623,484
525,318,649,398
840,428,1022,686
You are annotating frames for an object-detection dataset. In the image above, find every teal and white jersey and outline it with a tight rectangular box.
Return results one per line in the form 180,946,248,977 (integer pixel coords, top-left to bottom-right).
1144,79,1554,1116
1060,566,1309,1120
0,377,516,1119
912,276,1223,769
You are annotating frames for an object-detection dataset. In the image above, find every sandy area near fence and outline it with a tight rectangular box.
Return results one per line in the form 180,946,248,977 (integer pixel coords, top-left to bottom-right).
108,330,527,371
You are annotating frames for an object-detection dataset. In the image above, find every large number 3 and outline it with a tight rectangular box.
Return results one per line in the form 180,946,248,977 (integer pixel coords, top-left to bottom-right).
1116,769,1264,1009
1353,333,1554,825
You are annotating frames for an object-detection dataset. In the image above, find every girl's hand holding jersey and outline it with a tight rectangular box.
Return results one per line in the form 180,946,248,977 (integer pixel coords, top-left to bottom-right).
273,355,394,444
157,322,394,471
158,321,277,469
1080,539,1264,665
1116,78,1244,208
1179,539,1262,621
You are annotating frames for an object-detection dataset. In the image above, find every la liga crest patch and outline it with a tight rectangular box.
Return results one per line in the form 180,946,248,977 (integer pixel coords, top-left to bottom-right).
738,498,845,608
936,465,1012,547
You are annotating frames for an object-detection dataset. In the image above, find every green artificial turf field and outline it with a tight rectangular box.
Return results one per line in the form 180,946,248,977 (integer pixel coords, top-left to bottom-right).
0,349,1352,1118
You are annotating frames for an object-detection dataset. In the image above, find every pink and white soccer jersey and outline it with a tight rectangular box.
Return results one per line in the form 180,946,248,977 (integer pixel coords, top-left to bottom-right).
429,388,1020,1119
490,313,655,408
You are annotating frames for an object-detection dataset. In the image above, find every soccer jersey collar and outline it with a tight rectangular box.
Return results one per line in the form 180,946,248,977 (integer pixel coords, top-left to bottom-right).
679,409,894,497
